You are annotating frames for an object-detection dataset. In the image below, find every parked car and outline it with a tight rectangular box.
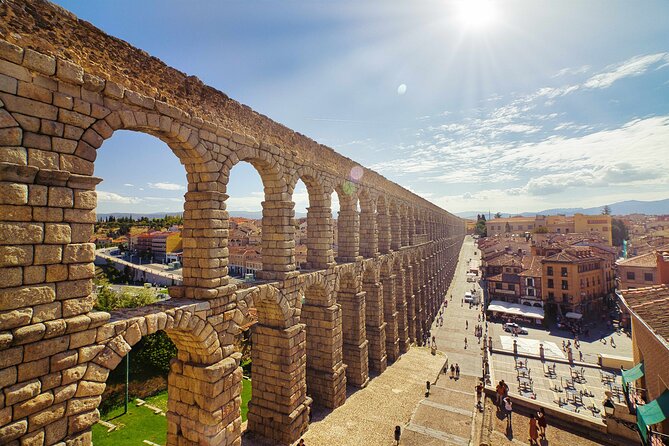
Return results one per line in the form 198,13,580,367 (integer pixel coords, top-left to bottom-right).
503,322,528,335
464,292,473,303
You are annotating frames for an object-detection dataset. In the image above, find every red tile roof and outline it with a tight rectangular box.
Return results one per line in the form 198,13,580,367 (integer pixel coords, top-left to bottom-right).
621,285,669,343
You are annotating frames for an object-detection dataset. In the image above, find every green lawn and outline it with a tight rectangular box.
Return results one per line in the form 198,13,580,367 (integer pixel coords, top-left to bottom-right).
92,379,252,446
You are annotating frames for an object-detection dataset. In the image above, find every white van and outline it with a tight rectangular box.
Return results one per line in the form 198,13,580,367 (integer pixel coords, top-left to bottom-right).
464,292,473,303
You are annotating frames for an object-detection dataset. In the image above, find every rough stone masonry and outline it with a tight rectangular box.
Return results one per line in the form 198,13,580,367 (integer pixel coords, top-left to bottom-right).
0,1,466,445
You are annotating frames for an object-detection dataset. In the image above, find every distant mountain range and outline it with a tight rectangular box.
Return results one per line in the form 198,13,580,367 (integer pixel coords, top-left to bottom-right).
455,198,669,219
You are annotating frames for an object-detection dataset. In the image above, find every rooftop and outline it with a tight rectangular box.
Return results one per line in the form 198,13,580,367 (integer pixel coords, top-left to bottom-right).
621,285,669,343
617,251,657,268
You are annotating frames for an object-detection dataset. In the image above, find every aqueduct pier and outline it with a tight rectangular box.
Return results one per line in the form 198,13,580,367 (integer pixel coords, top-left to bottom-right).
0,1,466,445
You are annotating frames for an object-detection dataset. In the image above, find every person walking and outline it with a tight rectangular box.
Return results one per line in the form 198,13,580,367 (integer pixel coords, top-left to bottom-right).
464,337,468,349
504,396,513,426
496,381,505,407
529,413,539,445
455,363,460,379
466,320,469,330
475,382,483,410
537,407,547,439
450,364,455,379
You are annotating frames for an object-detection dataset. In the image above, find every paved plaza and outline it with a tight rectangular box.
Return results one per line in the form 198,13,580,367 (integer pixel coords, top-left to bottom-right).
490,353,624,420
488,316,633,365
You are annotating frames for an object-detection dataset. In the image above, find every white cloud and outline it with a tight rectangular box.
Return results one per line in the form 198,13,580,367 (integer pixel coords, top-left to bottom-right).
148,182,185,191
96,191,142,204
583,53,669,89
553,65,591,77
123,183,134,187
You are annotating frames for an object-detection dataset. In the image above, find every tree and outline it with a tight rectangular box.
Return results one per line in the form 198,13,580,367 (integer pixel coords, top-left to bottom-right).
533,226,549,234
602,205,611,215
611,218,629,247
494,212,502,219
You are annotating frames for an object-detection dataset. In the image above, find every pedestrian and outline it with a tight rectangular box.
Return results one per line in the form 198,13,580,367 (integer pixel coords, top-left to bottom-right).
431,335,436,346
502,380,509,397
464,337,468,349
466,320,469,330
579,350,583,361
450,364,455,379
475,382,483,409
495,381,504,406
298,440,305,446
529,413,539,445
537,407,547,439
504,396,513,425
562,340,565,351
455,363,460,379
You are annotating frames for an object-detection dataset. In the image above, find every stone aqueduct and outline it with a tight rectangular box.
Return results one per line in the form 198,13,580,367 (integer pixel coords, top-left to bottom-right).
0,1,465,445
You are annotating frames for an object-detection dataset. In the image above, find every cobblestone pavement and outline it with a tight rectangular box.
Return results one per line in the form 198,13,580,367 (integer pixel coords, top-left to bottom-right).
402,236,486,445
242,347,447,446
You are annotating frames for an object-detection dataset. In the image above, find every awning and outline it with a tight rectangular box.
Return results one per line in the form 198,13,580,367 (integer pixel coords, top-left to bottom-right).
487,300,544,320
622,362,644,392
565,312,583,320
637,389,669,443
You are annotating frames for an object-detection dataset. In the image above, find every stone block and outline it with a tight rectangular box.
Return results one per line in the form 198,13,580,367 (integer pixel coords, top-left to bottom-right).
23,335,69,362
0,266,22,288
0,420,27,443
24,49,56,75
0,245,33,267
5,378,41,405
0,182,28,205
34,244,62,265
56,59,84,85
0,284,55,311
48,186,74,208
17,357,49,381
13,391,54,419
62,243,95,263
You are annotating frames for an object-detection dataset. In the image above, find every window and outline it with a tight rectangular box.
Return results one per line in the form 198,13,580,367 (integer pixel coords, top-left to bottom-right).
496,283,503,290
561,280,568,290
507,284,514,291
528,289,535,297
527,278,534,287
561,267,568,277
626,271,635,281
548,292,555,301
547,279,554,289
547,266,553,276
645,273,654,282
566,229,570,233
562,293,569,303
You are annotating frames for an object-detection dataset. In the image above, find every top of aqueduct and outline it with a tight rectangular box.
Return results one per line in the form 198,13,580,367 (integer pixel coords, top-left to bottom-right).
0,0,458,218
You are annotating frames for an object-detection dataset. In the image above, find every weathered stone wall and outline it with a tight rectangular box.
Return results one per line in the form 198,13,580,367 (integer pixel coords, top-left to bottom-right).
0,1,466,445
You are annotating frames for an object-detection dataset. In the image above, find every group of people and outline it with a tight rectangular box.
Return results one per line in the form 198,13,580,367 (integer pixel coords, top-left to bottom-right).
449,363,461,379
496,380,548,444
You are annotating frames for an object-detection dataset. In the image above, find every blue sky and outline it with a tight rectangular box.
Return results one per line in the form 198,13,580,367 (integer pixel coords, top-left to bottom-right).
52,0,669,216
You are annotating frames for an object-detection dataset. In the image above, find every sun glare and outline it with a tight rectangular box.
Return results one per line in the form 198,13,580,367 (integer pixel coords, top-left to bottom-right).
456,0,497,30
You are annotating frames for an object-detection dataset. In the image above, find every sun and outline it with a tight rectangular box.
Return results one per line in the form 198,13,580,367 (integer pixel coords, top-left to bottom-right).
455,0,497,30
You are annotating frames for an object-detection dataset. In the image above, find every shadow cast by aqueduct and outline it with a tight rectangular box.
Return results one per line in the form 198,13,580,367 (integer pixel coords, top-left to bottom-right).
0,1,465,445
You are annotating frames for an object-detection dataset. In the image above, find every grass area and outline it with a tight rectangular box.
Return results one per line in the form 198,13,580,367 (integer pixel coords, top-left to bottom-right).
92,400,166,446
92,379,252,446
241,377,251,420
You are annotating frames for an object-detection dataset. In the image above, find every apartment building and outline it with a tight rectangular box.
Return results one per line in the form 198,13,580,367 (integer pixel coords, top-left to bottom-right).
617,248,669,290
486,213,613,245
542,247,610,317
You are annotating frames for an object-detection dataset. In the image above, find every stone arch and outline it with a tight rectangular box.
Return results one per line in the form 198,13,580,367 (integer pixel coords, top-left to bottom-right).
222,145,295,281
376,195,391,254
336,265,369,387
389,198,402,251
379,255,399,362
362,260,386,373
84,307,235,446
300,276,346,408
358,188,377,258
291,167,334,270
333,181,359,263
392,254,409,352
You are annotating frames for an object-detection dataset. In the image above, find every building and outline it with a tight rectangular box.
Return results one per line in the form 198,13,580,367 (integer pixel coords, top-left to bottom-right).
573,213,613,246
151,231,182,262
485,213,613,246
541,247,611,318
519,255,544,308
617,247,669,290
618,285,669,444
